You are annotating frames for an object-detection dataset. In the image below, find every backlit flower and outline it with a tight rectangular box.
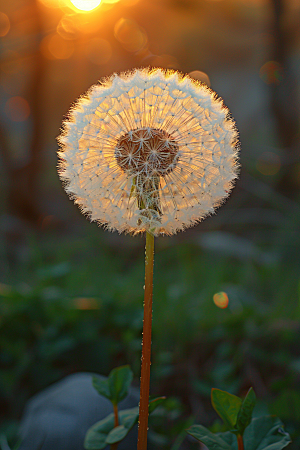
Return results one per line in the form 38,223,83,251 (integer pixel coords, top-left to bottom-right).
57,68,239,235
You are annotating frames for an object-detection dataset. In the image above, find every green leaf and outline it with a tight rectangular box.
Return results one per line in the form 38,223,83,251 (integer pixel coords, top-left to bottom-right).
121,407,139,429
106,425,128,444
84,413,114,449
148,396,166,414
84,407,139,450
92,376,111,401
86,394,163,449
211,416,292,450
186,425,232,450
108,365,133,405
92,366,133,405
216,431,237,448
235,387,256,435
243,415,291,450
211,388,242,429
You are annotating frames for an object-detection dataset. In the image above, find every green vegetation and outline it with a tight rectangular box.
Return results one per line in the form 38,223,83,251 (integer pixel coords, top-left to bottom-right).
188,387,291,450
1,198,300,448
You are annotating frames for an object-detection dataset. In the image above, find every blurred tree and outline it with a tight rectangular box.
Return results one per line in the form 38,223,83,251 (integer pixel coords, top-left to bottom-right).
0,0,46,226
270,0,300,196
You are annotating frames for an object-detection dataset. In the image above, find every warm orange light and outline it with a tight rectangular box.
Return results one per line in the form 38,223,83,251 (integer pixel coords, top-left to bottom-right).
84,38,112,65
0,12,10,37
38,0,60,8
189,70,211,87
57,16,78,40
114,18,147,53
40,33,74,60
213,292,229,309
72,297,100,310
1,50,20,74
69,0,101,11
122,0,139,5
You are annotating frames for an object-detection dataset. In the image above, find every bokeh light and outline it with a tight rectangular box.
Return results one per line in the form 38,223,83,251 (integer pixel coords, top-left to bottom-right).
114,18,148,52
259,61,283,85
40,33,75,60
57,16,78,40
122,0,139,5
70,12,102,33
213,292,229,309
5,96,30,122
256,152,281,176
38,0,60,8
84,38,112,65
72,297,100,310
0,12,10,37
148,54,179,70
69,0,102,12
189,70,211,87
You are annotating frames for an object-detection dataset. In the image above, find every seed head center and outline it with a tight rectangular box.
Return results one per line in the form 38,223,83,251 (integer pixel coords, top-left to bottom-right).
115,127,179,176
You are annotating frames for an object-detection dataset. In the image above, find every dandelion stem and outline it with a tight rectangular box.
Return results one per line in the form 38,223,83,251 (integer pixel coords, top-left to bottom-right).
237,434,244,450
137,231,155,450
110,404,119,450
113,403,119,427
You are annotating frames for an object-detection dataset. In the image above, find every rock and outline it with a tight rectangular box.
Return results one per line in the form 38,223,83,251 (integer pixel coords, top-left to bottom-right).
18,372,139,450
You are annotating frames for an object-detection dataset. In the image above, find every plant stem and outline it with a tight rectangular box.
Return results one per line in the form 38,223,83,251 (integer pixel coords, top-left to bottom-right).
110,404,119,450
113,404,119,427
137,231,155,450
237,434,244,450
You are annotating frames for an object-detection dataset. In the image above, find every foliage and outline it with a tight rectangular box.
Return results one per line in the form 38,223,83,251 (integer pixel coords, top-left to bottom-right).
1,188,300,448
84,366,165,449
92,366,133,406
187,387,291,450
211,387,256,435
84,407,139,449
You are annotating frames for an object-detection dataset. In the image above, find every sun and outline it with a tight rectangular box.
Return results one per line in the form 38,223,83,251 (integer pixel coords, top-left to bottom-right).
69,0,101,11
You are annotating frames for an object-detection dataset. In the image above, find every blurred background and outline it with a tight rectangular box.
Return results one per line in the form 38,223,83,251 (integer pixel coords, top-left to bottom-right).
0,0,300,448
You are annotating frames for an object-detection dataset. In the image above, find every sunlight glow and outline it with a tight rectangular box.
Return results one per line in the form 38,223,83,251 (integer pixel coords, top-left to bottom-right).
69,0,102,11
40,33,74,59
114,18,148,52
0,12,10,37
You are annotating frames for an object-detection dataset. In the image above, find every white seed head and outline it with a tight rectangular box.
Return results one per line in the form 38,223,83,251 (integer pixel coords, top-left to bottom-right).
57,68,240,236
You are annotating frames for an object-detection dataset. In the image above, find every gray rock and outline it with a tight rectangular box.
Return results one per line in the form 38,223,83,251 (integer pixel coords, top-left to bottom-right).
18,372,139,450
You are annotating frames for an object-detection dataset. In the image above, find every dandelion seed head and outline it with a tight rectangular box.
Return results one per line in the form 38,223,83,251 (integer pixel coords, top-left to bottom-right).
57,68,239,236
115,128,179,176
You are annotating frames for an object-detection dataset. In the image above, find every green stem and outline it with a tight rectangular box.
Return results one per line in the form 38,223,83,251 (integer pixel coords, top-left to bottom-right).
137,231,155,450
110,404,119,450
237,434,244,450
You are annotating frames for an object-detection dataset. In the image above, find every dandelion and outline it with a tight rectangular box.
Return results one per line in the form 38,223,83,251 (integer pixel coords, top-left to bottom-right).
57,68,239,450
57,68,239,236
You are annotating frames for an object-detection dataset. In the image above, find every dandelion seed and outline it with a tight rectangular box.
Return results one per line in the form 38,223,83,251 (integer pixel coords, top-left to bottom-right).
57,68,239,235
